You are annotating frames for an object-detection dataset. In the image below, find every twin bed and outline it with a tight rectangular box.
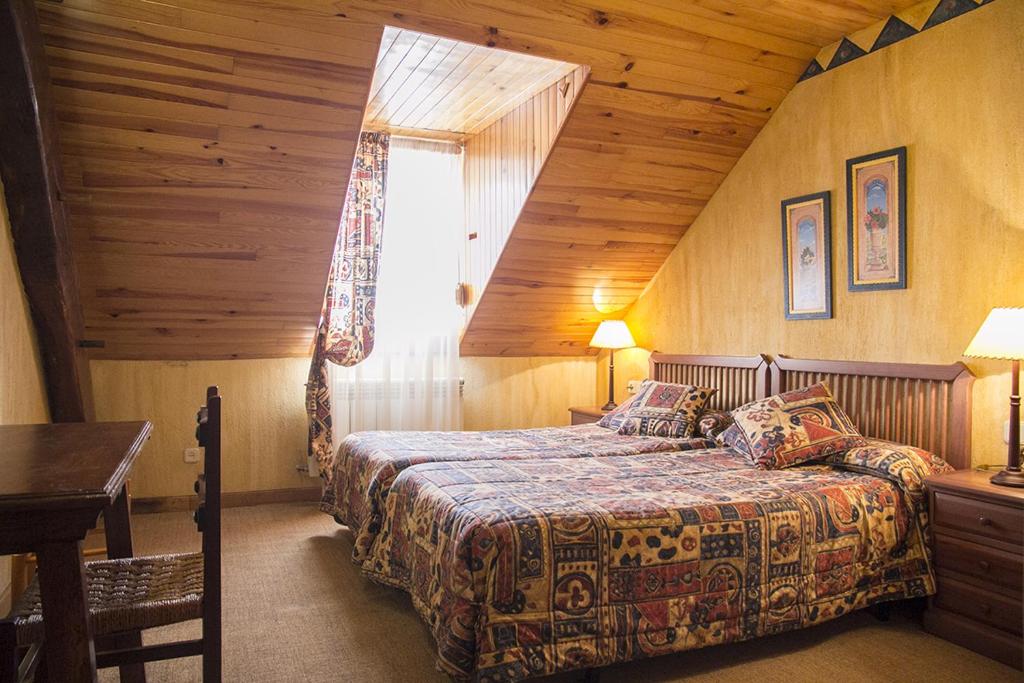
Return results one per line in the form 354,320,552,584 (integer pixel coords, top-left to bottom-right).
319,353,974,681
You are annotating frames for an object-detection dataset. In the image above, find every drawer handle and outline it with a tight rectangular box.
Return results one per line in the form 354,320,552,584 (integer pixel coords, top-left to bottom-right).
978,560,991,571
978,515,993,527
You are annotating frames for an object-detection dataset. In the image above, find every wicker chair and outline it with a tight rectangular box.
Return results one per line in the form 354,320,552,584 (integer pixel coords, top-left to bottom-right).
1,386,222,682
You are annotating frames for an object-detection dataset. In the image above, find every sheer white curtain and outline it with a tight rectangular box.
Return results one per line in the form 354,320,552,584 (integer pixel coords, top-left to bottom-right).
328,137,464,434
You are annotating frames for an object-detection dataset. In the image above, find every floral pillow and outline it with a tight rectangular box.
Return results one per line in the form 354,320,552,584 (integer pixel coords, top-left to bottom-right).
826,438,954,505
697,409,733,440
729,382,866,469
613,380,716,438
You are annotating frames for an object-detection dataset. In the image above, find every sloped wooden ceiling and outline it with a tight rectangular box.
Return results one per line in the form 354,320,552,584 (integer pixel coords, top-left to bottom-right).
38,0,381,359
44,0,919,360
364,27,578,141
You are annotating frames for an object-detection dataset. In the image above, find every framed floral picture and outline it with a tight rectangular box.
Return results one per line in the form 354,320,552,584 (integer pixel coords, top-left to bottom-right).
781,191,832,320
846,146,907,291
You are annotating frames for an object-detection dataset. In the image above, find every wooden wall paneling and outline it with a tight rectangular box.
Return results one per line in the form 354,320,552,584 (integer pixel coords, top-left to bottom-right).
0,0,92,421
364,26,578,141
462,66,588,326
38,0,922,360
36,0,384,359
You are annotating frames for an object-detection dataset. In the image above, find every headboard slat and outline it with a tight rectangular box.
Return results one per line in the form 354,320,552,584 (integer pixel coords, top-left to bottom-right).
649,353,770,411
769,356,974,470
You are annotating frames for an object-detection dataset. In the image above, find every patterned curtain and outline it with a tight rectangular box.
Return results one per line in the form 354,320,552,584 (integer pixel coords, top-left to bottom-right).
307,132,390,475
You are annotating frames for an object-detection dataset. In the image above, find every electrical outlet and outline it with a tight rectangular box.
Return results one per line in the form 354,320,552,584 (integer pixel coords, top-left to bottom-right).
183,446,204,463
1003,420,1024,444
626,379,642,394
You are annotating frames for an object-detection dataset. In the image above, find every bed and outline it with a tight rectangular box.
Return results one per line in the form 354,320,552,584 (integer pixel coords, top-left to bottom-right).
320,353,770,562
361,356,974,681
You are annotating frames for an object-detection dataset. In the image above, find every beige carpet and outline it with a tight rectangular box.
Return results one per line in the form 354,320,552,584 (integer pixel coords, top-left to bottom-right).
103,503,1019,682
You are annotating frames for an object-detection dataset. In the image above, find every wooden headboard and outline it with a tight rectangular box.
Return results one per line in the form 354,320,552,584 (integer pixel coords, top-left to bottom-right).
649,353,771,411
769,356,975,470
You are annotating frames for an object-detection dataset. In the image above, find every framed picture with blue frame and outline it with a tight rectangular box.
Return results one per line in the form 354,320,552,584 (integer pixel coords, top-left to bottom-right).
781,191,832,320
846,146,907,291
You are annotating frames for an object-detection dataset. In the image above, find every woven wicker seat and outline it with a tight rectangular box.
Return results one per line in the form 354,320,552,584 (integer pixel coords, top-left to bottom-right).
10,553,204,648
2,386,222,682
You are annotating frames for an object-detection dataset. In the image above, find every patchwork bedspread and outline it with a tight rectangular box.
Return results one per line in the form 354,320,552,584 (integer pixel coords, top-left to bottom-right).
320,424,713,561
364,448,942,681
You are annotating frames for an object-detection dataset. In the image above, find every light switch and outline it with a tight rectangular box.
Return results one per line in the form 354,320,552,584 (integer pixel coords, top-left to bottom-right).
184,446,204,463
626,379,642,394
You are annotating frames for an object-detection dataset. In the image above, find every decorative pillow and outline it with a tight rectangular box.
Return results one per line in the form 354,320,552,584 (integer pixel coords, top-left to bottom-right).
596,393,639,430
697,409,733,440
613,380,716,438
729,382,866,470
826,438,954,505
714,421,750,455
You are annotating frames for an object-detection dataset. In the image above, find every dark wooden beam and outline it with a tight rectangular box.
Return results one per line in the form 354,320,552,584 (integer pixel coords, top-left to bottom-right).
0,0,92,422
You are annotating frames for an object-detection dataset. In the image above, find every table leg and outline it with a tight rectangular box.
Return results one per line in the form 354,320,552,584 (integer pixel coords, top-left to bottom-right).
35,540,97,683
100,484,147,683
103,484,134,558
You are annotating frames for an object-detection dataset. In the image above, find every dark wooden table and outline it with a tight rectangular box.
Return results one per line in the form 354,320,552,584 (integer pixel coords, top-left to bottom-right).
0,421,152,683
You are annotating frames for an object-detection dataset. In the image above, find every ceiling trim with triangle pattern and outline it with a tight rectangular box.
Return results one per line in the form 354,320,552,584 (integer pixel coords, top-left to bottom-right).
800,0,996,82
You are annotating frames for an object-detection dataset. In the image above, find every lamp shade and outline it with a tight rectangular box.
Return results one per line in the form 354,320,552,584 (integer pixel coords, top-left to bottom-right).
964,308,1024,360
589,320,635,350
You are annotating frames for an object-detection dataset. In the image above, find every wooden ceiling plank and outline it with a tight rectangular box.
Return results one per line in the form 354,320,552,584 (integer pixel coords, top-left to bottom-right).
369,37,458,124
366,33,441,119
411,47,514,131
46,51,371,111
396,44,491,130
54,88,364,140
462,61,576,134
436,51,534,132
388,41,476,128
37,3,377,72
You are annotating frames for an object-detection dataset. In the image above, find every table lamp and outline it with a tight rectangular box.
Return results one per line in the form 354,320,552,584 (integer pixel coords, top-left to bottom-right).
964,307,1024,487
590,320,635,411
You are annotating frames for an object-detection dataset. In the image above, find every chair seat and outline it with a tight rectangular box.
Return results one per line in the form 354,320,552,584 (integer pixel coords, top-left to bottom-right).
10,553,203,647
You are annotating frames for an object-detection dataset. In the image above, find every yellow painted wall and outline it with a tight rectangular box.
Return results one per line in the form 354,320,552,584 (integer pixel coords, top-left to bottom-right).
0,183,51,612
624,1,1024,468
90,356,598,498
462,357,597,430
90,359,316,499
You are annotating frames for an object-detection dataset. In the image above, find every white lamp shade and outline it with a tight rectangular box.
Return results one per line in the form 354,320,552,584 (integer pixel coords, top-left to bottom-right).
589,320,635,349
964,308,1024,360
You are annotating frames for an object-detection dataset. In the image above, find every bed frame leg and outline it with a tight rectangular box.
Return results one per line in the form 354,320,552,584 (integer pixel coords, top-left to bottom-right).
581,668,601,683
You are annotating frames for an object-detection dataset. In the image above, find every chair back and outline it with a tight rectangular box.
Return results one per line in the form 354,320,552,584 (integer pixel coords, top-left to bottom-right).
195,386,222,681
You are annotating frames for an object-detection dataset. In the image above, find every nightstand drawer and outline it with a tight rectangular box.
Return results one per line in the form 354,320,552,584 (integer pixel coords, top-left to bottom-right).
933,576,1022,635
932,491,1023,544
934,533,1022,594
569,406,607,426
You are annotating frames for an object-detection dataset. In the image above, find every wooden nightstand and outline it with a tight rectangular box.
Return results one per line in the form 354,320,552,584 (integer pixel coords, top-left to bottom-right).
923,469,1023,670
569,406,609,425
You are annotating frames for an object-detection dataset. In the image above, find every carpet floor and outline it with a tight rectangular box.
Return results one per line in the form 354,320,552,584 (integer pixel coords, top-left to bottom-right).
101,502,1019,682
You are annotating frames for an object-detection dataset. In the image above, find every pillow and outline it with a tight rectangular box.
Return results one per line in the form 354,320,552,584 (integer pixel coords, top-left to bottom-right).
697,409,733,440
825,438,954,504
596,392,639,430
714,421,750,455
613,380,716,438
728,382,865,470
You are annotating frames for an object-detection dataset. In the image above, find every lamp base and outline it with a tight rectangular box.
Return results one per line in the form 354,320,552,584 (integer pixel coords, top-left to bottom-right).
990,467,1024,488
601,400,616,412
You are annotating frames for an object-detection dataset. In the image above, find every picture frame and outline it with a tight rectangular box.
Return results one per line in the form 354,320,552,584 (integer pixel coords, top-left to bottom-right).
781,191,832,320
846,146,907,291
